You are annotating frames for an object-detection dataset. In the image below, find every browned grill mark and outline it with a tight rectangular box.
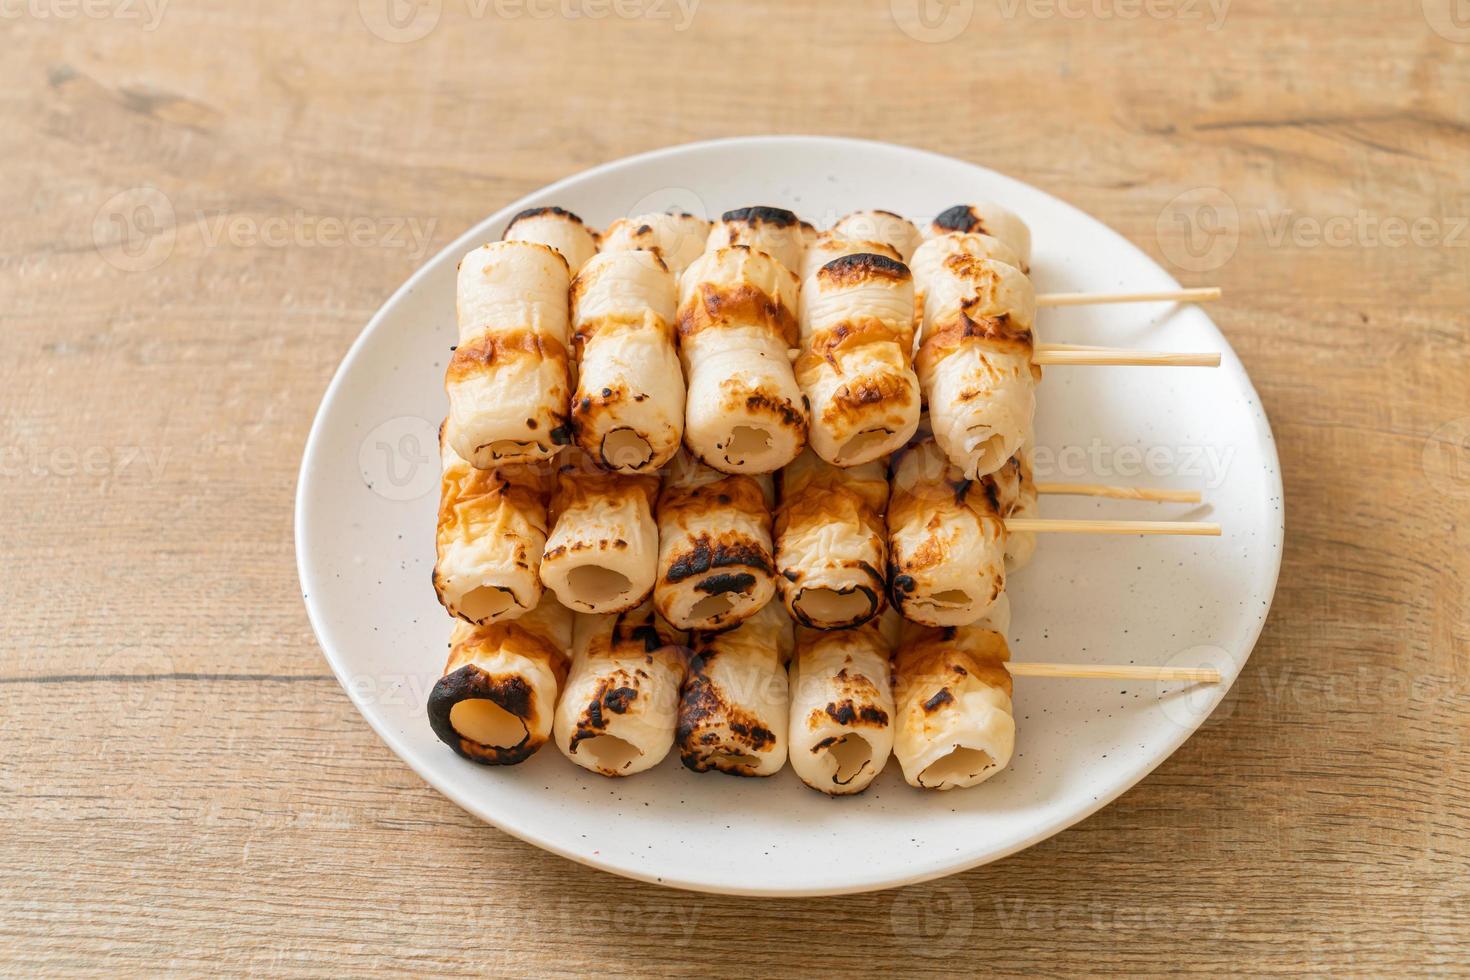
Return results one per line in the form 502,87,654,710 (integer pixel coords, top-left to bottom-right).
678,281,800,348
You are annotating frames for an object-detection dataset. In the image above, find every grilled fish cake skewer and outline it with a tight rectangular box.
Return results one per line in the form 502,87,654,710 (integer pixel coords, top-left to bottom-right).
553,603,687,776
887,438,1006,628
676,601,793,777
653,453,777,631
892,618,1015,790
569,249,684,473
677,245,807,474
775,450,888,630
796,251,921,466
426,599,574,765
787,612,899,795
433,427,554,625
446,241,572,467
540,451,659,615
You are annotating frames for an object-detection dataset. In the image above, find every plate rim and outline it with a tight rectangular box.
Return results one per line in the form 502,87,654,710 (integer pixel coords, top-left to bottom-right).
294,134,1285,897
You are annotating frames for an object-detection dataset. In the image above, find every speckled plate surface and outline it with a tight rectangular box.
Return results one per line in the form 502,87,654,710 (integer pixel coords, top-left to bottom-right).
295,136,1283,897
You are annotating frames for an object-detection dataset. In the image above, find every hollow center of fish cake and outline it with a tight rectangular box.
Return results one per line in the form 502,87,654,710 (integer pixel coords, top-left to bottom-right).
726,425,772,462
794,587,872,626
602,427,653,469
964,429,1007,475
459,585,515,622
920,747,996,788
567,565,631,605
825,734,874,785
710,752,760,770
689,593,736,621
576,733,642,772
836,427,893,463
449,698,527,748
929,589,972,606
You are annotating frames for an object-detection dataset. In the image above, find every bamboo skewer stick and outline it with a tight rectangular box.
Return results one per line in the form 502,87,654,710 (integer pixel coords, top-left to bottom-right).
1035,287,1222,308
1036,482,1203,504
1004,518,1220,536
1007,663,1222,683
1033,346,1221,367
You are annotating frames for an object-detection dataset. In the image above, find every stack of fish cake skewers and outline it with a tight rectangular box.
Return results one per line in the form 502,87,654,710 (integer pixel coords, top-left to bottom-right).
427,201,1221,793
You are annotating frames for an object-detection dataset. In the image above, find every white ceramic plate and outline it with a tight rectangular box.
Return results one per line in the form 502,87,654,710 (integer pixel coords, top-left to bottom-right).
295,136,1282,897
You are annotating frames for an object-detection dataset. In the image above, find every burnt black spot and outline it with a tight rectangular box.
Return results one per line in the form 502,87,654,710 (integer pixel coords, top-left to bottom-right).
601,387,613,398
506,205,586,231
820,251,911,281
923,688,955,712
629,622,663,652
695,572,756,595
549,423,572,445
525,418,538,430
825,700,889,726
892,573,917,594
426,666,535,765
722,205,799,227
933,204,984,234
782,569,799,582
603,686,638,714
665,535,773,583
813,736,840,751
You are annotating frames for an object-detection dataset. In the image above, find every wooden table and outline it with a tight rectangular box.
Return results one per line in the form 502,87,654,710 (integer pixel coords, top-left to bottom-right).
4,0,1467,973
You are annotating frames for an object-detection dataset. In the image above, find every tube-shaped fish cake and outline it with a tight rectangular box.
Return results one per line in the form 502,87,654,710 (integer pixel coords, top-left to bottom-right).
446,241,571,468
503,206,599,274
552,603,687,776
830,209,923,263
799,234,901,280
787,613,898,795
925,202,1032,272
540,453,659,615
909,232,1025,349
989,448,1039,571
892,620,1015,790
775,450,888,630
916,253,1038,479
676,601,793,776
433,428,554,625
569,250,683,473
426,599,574,765
677,246,807,473
599,212,711,278
887,438,1006,627
704,206,806,274
796,252,921,465
653,453,777,631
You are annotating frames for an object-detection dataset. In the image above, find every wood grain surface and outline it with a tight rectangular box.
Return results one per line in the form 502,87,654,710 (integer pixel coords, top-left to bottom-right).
3,0,1468,974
